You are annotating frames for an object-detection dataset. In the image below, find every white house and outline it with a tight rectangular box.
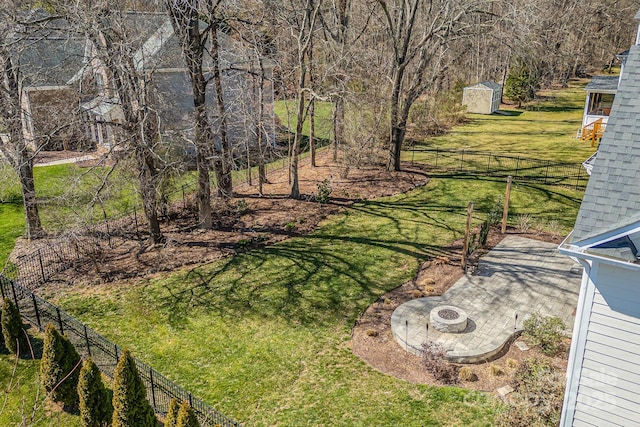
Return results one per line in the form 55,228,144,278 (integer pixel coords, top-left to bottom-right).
558,26,640,427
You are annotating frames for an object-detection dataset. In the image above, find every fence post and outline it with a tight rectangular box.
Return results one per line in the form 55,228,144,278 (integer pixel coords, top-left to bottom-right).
149,368,157,409
84,325,92,357
575,167,582,190
515,157,520,178
31,294,42,330
56,307,64,335
188,392,193,407
461,202,474,272
502,176,513,234
544,160,550,184
114,344,119,361
10,280,19,313
38,250,46,283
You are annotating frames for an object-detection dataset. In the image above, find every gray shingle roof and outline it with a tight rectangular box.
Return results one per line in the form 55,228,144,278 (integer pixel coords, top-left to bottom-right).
584,75,619,93
572,44,640,244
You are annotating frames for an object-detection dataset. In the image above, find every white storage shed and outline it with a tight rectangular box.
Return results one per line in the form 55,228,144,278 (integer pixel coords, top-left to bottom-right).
462,81,502,114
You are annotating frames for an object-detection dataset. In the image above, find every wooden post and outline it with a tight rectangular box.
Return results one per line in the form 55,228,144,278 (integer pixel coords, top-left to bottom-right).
461,202,474,271
502,176,513,234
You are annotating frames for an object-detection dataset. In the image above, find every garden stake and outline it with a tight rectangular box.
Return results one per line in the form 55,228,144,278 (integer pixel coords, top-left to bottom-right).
405,320,408,351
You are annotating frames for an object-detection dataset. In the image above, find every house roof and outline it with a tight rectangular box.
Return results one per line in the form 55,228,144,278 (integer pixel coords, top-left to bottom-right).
465,81,502,91
571,44,640,245
584,75,619,93
10,10,264,89
10,15,85,87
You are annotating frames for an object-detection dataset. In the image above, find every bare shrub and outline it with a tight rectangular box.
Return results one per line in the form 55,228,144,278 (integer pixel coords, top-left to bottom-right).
497,357,564,427
421,342,459,384
506,358,518,369
523,312,566,356
489,364,504,376
458,366,477,382
517,214,533,233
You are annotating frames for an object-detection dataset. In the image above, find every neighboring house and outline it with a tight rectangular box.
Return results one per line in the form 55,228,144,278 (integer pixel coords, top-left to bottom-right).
461,81,502,114
14,11,275,156
13,13,87,151
579,50,631,145
558,28,640,427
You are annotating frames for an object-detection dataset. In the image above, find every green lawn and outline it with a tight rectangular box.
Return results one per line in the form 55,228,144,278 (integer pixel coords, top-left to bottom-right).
51,176,582,426
2,86,588,425
0,163,139,266
0,353,82,427
274,100,334,141
407,83,596,163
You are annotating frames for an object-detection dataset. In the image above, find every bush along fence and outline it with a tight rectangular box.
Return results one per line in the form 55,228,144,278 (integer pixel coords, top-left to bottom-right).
409,147,589,189
0,273,240,427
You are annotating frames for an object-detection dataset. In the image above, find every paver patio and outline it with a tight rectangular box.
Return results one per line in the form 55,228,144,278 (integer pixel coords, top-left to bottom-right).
391,235,582,362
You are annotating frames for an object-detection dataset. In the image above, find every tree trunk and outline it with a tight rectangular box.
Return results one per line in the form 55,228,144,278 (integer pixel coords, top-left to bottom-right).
167,3,213,229
17,145,43,240
290,87,305,199
387,69,404,172
309,97,316,167
332,96,344,162
0,51,44,239
136,145,163,244
308,36,316,167
256,57,267,196
211,21,233,198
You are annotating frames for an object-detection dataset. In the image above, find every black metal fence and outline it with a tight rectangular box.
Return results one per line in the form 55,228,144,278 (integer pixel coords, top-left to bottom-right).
0,273,240,427
409,147,589,189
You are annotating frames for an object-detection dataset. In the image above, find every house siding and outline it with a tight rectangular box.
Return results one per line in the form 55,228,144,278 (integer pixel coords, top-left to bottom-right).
572,262,640,426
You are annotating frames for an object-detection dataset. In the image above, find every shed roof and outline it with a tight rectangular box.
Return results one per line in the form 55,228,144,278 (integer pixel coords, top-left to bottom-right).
584,75,619,94
465,81,502,91
572,44,640,245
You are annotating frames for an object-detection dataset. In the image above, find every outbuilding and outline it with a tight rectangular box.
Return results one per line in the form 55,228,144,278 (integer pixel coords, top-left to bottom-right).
462,81,502,114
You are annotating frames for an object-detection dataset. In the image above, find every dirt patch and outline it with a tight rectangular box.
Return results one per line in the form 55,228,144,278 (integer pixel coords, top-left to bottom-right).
349,226,569,392
12,150,430,288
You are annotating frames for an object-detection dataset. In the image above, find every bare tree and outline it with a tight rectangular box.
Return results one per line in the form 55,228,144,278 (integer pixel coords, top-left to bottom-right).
374,0,481,171
0,5,48,240
165,0,214,228
60,3,165,243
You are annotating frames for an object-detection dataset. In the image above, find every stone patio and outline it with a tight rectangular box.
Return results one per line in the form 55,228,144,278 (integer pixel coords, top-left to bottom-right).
390,235,582,363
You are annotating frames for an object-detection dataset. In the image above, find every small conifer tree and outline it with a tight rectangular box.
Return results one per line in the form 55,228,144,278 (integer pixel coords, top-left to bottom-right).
112,349,156,427
176,401,200,427
164,398,180,427
40,323,81,407
78,357,112,427
1,298,27,355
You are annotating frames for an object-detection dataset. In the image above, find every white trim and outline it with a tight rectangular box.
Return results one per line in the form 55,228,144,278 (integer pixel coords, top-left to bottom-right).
560,260,598,426
559,245,640,271
572,221,640,251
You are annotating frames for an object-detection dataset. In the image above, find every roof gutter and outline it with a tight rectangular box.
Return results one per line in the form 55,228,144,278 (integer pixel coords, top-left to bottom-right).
558,232,640,271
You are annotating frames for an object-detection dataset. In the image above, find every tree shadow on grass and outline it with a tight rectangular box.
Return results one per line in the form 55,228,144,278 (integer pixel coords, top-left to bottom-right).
145,175,581,330
144,196,469,329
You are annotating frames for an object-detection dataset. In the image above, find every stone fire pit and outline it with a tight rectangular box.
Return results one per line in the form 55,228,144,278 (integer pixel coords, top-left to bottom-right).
430,305,468,333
